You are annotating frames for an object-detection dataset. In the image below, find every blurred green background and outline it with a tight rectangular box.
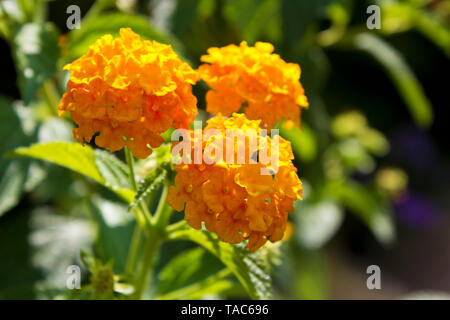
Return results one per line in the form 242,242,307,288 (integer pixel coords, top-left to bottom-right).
0,0,449,299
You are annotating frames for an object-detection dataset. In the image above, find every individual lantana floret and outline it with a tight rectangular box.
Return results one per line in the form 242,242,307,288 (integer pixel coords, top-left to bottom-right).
166,113,302,252
58,28,198,158
198,41,308,130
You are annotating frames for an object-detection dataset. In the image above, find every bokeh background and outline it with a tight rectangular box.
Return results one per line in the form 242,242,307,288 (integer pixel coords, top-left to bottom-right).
0,0,449,299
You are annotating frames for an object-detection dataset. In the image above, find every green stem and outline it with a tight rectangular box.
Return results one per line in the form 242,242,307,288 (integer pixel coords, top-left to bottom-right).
125,147,138,190
124,148,173,299
125,224,142,276
125,147,153,228
152,184,173,229
166,219,188,234
134,230,162,299
134,182,171,299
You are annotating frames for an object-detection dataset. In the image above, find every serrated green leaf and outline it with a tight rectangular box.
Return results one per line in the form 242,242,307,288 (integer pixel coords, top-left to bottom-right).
65,13,183,61
353,33,433,127
13,22,60,104
167,228,273,299
94,150,131,191
10,142,135,202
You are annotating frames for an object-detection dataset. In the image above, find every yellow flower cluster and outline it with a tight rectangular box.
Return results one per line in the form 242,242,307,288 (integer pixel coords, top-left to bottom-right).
58,28,198,158
199,41,308,129
166,113,302,252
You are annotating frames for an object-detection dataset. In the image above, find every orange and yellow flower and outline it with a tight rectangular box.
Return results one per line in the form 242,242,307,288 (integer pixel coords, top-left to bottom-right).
166,113,302,252
198,41,308,130
58,28,198,158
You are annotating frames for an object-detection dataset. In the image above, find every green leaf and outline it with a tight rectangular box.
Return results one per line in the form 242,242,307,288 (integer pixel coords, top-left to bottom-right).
353,33,433,127
325,180,395,245
65,13,183,61
280,122,318,162
224,0,281,43
167,228,272,299
10,142,135,202
88,197,135,274
294,249,327,300
158,247,225,295
0,161,27,217
415,10,450,57
94,150,132,192
158,269,236,300
13,22,60,104
0,96,36,216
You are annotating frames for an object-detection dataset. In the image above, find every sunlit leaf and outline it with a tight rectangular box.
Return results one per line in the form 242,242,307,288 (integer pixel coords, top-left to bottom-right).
10,142,135,202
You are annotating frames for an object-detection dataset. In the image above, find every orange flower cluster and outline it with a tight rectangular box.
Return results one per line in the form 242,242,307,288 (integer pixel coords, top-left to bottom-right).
198,41,308,129
166,113,302,252
58,28,198,158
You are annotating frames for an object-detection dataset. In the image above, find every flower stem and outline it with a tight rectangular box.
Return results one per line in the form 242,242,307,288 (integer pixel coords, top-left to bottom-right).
125,224,142,276
134,183,171,299
124,147,172,299
125,147,152,228
134,229,162,299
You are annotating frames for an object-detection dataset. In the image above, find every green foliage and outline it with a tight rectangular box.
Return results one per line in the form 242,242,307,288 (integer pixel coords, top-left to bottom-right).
280,123,318,162
353,33,433,127
13,22,60,104
10,142,135,202
65,13,183,61
223,0,281,43
1,0,446,301
157,247,237,299
326,180,395,245
88,198,135,274
168,227,273,299
0,96,36,216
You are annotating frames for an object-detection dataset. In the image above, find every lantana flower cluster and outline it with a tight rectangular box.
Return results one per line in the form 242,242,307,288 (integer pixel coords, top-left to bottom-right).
199,41,309,129
60,29,308,251
166,113,303,252
58,28,198,158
